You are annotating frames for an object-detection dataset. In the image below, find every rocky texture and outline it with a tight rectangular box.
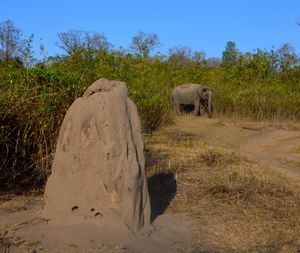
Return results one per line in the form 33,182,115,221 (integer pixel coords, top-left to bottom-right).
42,79,151,232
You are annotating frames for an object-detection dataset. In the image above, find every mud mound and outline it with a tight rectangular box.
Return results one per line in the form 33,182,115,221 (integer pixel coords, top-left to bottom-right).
42,79,151,232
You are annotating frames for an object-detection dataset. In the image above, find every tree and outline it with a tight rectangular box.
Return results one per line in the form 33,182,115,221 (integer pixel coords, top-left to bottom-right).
206,57,221,68
130,32,160,57
277,43,298,71
22,34,35,67
56,30,111,54
192,51,206,64
168,46,192,65
168,47,206,66
0,20,23,61
246,49,276,80
222,41,240,66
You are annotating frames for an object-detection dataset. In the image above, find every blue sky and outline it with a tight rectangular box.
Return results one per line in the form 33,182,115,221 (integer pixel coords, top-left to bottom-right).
1,0,299,58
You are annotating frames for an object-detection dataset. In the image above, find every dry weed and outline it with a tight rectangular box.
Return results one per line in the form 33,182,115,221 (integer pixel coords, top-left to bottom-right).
145,118,300,252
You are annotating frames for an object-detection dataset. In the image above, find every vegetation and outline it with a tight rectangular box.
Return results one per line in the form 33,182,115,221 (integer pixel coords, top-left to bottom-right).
0,19,300,189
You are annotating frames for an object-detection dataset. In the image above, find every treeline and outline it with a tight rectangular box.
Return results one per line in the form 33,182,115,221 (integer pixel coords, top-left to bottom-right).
0,19,300,190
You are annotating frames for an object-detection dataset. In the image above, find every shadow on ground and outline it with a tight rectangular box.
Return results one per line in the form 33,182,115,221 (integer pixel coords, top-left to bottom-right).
147,172,177,222
145,148,177,222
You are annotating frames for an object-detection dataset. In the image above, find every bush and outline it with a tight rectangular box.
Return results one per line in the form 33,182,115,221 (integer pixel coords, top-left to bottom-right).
0,49,300,190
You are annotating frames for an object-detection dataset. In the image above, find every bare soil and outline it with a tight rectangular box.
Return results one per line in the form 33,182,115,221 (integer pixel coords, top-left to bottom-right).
1,115,300,252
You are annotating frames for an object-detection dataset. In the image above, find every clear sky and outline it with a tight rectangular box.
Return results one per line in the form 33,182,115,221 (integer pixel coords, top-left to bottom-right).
1,0,299,58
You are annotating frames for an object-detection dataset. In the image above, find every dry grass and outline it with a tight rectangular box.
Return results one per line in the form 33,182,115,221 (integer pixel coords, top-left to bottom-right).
1,116,299,252
145,116,300,253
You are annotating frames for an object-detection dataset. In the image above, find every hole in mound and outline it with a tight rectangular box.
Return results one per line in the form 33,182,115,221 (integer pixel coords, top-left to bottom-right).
94,212,103,218
148,172,177,222
71,206,79,212
91,208,95,212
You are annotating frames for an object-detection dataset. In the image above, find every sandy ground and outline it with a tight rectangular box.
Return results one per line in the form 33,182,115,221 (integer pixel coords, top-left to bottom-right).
171,116,300,180
1,115,300,252
240,126,300,179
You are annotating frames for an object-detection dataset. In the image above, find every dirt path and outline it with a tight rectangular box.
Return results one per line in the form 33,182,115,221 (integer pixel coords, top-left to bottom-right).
170,116,300,181
240,127,300,179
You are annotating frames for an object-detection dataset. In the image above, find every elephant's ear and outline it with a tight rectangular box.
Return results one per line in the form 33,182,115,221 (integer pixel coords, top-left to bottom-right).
201,91,209,100
196,87,203,96
197,87,208,99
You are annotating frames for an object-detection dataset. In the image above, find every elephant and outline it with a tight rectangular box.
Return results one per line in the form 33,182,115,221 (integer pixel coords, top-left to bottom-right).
172,84,213,118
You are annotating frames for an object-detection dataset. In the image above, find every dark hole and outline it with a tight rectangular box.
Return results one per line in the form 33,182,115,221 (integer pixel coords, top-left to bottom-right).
91,208,95,212
71,206,79,212
95,212,103,217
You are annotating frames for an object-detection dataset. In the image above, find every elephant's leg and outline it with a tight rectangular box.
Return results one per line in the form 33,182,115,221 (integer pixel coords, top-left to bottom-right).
207,99,212,118
173,101,181,115
193,100,200,115
206,90,213,118
208,103,213,118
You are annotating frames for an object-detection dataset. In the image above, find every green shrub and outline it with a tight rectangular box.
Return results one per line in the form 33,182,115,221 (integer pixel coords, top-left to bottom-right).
0,49,300,190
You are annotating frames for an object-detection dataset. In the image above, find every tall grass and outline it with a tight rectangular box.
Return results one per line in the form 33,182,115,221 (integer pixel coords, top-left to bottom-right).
0,50,300,189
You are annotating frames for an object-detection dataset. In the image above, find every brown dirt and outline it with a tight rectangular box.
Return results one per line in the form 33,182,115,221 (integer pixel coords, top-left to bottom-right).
240,127,300,179
145,115,300,252
1,115,300,252
164,115,300,180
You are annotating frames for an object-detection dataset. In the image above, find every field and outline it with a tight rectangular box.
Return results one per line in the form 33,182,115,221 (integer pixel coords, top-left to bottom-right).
1,31,300,252
1,115,299,252
146,115,300,252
